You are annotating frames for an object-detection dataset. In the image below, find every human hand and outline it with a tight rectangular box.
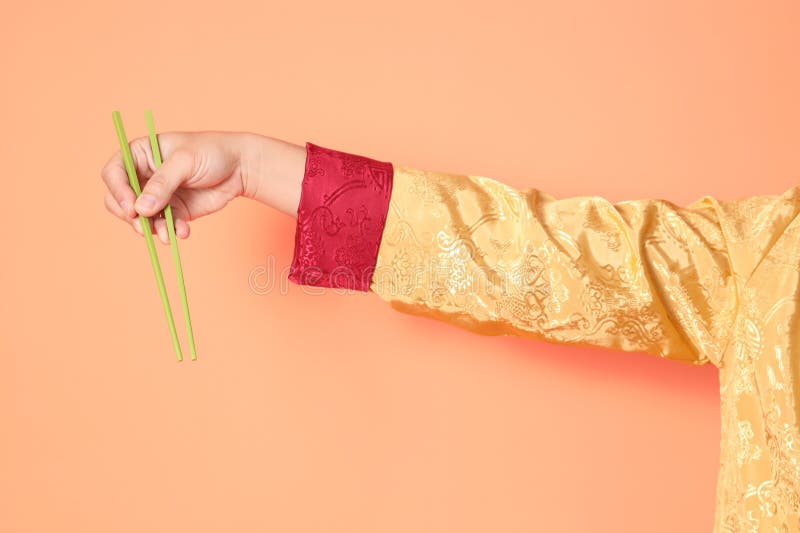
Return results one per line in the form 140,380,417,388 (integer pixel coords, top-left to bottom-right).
101,131,305,242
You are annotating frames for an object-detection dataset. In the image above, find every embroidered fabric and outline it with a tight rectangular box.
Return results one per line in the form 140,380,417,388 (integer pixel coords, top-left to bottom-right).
287,142,800,532
371,165,800,533
288,142,393,291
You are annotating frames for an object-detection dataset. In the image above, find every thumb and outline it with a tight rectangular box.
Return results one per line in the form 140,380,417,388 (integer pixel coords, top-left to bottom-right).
134,150,195,216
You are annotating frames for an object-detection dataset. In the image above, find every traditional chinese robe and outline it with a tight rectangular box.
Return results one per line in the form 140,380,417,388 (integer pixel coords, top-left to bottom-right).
289,142,800,532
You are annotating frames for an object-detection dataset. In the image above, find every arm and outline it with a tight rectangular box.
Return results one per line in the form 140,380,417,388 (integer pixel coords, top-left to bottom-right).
371,162,736,366
283,141,799,368
101,132,796,368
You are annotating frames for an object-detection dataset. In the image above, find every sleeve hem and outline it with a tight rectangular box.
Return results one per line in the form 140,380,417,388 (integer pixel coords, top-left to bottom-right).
287,141,394,291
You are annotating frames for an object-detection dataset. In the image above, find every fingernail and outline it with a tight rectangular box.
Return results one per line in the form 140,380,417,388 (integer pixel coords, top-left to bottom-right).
136,194,156,211
133,218,143,234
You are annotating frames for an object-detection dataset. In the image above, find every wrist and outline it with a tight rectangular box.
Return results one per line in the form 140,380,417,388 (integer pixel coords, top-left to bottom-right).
239,132,306,217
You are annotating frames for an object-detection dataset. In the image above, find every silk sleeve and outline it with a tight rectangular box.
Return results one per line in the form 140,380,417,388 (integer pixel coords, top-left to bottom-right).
368,164,742,367
289,142,756,367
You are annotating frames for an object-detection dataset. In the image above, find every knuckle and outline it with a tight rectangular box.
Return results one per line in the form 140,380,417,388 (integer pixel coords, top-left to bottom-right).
171,147,195,168
101,158,128,189
131,137,154,173
100,161,116,184
154,132,175,157
101,150,119,174
103,193,118,215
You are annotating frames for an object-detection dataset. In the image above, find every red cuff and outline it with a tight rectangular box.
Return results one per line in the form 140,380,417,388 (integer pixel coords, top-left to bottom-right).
288,142,394,291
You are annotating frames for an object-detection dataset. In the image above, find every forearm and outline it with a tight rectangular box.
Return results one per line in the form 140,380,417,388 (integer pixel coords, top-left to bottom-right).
239,132,306,218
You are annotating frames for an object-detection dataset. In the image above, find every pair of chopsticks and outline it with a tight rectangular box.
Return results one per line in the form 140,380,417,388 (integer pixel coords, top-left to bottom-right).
112,110,197,362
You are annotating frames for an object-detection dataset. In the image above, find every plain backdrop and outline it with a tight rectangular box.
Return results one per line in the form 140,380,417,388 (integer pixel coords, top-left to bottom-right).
2,1,799,532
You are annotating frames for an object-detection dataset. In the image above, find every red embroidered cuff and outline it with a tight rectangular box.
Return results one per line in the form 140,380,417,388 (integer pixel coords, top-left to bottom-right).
288,142,394,291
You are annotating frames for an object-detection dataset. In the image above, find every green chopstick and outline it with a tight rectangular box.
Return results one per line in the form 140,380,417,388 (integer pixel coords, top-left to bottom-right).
111,110,184,362
145,109,197,361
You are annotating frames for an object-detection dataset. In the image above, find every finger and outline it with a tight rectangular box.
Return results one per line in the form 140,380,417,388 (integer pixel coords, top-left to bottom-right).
106,193,146,238
135,198,191,240
101,137,154,219
104,192,136,222
159,210,191,240
168,193,189,217
174,218,191,239
154,217,170,245
160,197,192,239
101,151,138,219
168,193,196,224
135,149,195,217
132,215,156,236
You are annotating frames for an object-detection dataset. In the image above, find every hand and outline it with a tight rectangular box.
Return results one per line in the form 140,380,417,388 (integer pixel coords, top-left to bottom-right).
101,131,305,243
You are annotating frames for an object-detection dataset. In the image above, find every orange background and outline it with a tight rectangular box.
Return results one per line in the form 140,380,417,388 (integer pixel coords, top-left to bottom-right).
2,1,799,532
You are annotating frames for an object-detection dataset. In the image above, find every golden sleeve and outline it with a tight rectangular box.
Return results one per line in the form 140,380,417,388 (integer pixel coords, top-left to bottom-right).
289,142,794,367
368,164,741,367
288,143,800,529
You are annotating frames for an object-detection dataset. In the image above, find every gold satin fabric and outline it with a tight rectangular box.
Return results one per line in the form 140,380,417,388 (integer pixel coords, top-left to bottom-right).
369,164,800,532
